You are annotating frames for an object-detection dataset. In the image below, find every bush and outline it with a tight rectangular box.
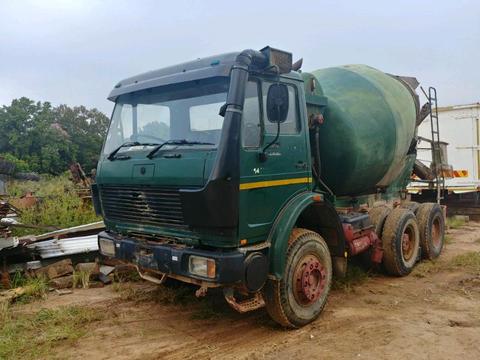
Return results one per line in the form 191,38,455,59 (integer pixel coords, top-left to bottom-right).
8,175,101,236
0,153,30,174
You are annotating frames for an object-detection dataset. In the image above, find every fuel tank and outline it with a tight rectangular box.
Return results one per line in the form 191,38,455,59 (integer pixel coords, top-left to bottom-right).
306,65,419,196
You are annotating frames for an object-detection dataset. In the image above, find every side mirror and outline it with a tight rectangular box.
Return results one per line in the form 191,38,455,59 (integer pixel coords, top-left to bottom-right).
266,84,289,123
259,84,289,163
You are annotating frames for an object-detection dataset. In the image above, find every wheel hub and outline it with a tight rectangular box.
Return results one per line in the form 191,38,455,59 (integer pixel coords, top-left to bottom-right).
402,226,415,261
294,255,326,305
432,217,441,247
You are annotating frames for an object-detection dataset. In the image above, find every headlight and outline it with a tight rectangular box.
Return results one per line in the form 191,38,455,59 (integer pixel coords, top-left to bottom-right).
99,237,115,257
189,256,216,278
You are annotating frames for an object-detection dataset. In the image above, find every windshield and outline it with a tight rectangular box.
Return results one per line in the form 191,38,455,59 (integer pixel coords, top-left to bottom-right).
103,77,229,155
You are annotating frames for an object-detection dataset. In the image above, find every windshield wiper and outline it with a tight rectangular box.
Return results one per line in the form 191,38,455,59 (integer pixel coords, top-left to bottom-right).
108,141,158,161
146,139,215,159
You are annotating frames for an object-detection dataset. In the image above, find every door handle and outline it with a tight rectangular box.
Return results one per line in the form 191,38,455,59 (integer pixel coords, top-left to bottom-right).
295,161,308,170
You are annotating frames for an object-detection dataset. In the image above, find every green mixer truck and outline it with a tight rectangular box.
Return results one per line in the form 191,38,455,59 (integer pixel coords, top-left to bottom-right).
93,47,445,327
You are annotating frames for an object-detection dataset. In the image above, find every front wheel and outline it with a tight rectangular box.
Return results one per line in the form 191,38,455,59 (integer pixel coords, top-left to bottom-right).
263,228,332,328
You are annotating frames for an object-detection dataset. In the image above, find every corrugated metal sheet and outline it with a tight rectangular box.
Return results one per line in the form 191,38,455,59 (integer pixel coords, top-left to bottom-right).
34,221,104,241
27,234,98,259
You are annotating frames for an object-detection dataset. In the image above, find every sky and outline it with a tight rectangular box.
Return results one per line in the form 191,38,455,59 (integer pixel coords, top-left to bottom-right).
0,0,479,115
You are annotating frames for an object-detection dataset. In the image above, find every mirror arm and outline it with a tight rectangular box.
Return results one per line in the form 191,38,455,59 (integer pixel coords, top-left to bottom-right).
259,120,280,162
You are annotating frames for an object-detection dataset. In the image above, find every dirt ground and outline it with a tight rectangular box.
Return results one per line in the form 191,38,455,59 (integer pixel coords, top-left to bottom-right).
19,222,480,359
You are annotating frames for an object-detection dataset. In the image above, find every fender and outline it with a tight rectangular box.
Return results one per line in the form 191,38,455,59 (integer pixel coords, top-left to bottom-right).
267,192,346,279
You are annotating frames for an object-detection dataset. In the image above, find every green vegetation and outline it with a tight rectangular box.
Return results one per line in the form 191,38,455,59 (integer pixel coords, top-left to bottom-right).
444,235,453,244
0,305,104,360
73,269,92,289
111,281,229,319
412,260,440,278
7,175,100,236
332,265,370,292
0,97,109,175
17,276,49,303
447,216,466,229
413,251,480,277
112,281,193,305
450,252,480,272
3,271,49,303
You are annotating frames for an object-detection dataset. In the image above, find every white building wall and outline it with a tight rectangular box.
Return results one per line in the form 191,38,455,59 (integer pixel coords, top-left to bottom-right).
416,103,480,182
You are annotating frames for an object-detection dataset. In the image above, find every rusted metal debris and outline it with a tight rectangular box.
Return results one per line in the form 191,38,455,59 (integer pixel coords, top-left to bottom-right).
0,221,105,288
8,191,37,209
0,200,19,239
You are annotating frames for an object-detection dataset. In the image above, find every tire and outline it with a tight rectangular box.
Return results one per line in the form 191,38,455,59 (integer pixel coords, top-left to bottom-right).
400,201,420,214
416,203,445,260
382,208,420,276
368,205,392,236
263,228,332,328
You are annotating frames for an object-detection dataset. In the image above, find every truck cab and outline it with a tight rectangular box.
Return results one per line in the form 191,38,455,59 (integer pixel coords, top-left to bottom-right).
94,47,445,328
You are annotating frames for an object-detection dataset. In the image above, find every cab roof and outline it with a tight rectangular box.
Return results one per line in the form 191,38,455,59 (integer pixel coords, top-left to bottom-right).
108,52,239,101
108,51,303,101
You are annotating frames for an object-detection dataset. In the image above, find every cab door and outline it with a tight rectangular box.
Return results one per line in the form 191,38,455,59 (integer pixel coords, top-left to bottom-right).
239,79,311,244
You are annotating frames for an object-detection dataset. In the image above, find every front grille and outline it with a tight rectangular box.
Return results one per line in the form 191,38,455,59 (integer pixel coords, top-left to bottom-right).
100,184,188,229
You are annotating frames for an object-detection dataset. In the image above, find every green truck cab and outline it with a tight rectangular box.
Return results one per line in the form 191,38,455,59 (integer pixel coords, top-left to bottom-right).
93,47,445,327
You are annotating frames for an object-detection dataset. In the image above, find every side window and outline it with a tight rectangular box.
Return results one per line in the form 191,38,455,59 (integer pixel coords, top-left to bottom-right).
263,83,299,135
242,81,261,148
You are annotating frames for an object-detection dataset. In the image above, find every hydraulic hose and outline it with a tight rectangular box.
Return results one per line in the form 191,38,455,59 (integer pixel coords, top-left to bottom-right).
315,125,334,196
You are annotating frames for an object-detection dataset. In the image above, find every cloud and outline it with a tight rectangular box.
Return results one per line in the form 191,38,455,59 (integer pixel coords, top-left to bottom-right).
0,0,479,114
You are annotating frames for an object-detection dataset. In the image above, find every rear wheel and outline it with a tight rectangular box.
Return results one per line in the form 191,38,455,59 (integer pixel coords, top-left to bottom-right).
382,208,420,276
263,228,332,328
416,203,445,259
400,201,420,214
369,205,392,236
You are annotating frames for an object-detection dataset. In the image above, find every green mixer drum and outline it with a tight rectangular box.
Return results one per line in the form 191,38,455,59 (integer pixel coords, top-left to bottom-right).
311,65,418,196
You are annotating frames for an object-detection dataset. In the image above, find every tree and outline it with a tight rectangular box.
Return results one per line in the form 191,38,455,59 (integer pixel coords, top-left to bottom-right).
0,98,110,175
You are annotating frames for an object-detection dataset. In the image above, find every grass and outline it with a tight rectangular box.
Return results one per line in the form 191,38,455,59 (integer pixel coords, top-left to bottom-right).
19,277,49,303
332,265,370,292
111,280,229,320
447,216,466,229
6,175,101,237
450,252,480,272
0,305,104,360
413,251,480,277
444,235,454,245
3,272,49,304
413,260,440,278
112,281,194,305
0,302,9,324
73,270,92,289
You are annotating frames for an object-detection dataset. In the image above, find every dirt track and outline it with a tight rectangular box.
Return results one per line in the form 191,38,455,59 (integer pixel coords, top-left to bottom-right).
27,222,480,359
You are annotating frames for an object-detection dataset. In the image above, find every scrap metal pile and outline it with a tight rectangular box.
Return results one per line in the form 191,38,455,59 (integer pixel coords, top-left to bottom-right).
0,159,121,299
0,220,105,287
0,200,19,241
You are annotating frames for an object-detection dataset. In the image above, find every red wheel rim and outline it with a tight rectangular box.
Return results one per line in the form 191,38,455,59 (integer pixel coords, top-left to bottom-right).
293,254,327,306
402,224,415,261
432,216,442,248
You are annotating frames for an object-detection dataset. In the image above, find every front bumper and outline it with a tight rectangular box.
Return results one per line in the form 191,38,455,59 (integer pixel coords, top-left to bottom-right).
98,231,250,285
